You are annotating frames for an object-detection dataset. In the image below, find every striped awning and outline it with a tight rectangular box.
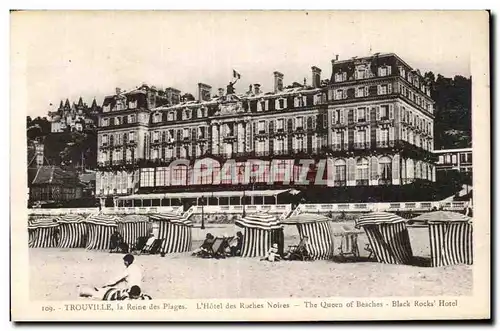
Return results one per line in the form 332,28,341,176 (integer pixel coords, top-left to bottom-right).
85,214,120,226
355,212,407,228
235,213,282,230
54,214,85,224
28,217,58,229
149,213,192,227
280,213,331,225
410,211,472,225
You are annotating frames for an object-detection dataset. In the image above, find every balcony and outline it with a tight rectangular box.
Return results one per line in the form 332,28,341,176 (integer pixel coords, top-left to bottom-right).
332,121,346,129
355,119,369,126
376,140,395,148
222,134,237,143
356,179,369,186
354,142,370,150
378,178,392,185
334,180,346,187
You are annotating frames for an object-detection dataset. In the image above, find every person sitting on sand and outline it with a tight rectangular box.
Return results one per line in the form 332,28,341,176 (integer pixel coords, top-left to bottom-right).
261,243,281,262
192,233,215,256
79,285,152,300
230,231,244,256
102,254,142,290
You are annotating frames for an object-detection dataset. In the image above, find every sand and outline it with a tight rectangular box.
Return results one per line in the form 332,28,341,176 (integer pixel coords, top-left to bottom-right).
29,223,472,300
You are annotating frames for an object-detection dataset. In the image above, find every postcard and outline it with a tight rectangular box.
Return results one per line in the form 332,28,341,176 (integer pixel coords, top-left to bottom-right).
10,10,490,321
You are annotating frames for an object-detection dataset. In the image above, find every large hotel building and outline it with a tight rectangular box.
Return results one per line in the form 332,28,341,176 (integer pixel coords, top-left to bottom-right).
96,53,436,205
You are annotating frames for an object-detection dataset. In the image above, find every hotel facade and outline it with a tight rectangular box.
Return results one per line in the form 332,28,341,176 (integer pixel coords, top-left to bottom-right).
95,53,436,205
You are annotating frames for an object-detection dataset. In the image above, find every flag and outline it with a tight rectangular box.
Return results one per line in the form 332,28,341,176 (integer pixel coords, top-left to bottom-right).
233,69,241,79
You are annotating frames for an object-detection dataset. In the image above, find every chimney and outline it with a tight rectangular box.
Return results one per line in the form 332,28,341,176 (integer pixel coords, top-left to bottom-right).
253,84,261,95
273,71,284,93
116,87,121,95
218,88,224,97
198,83,212,102
311,66,322,88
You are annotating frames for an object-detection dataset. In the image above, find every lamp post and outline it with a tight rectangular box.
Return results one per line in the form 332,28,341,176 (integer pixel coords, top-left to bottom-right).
200,196,206,230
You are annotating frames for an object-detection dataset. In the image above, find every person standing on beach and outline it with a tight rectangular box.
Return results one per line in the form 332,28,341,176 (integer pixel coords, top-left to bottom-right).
102,254,142,290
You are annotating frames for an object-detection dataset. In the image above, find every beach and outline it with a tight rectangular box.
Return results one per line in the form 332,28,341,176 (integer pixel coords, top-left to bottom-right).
29,223,473,300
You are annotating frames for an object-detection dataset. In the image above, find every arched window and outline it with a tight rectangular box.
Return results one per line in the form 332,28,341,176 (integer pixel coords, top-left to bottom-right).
356,158,369,185
379,156,392,184
334,159,346,186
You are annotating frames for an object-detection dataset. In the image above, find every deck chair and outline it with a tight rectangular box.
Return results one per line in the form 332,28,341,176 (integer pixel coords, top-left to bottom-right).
192,237,217,258
131,236,149,254
338,232,360,259
364,243,375,259
140,238,164,255
284,236,312,261
212,236,234,259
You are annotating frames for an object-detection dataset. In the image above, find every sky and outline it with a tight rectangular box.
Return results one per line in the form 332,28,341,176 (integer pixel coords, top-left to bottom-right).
11,10,479,118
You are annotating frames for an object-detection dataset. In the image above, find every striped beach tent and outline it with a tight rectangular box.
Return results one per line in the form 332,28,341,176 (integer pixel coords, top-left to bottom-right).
411,211,473,267
84,214,120,250
280,214,335,260
117,215,152,248
28,217,59,248
235,213,282,258
355,212,413,264
149,214,193,255
54,214,87,248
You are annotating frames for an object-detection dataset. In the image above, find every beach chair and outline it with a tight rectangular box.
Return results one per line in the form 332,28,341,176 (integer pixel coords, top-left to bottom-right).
140,238,164,255
284,236,312,261
131,236,149,254
338,232,360,259
364,243,375,259
192,237,217,258
212,236,234,259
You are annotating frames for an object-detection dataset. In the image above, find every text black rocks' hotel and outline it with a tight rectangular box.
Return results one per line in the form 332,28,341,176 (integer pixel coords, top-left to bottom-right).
96,53,436,202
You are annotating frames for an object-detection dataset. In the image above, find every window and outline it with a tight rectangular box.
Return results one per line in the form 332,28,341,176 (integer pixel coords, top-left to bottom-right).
102,134,108,145
380,105,389,119
355,87,365,98
114,117,121,126
184,109,191,120
182,128,189,139
357,107,367,122
356,130,366,145
379,156,392,182
277,119,284,131
445,155,452,164
379,128,389,144
153,131,160,142
140,168,155,187
168,112,174,121
334,109,344,124
257,141,265,153
258,100,267,112
378,85,388,95
278,99,285,109
129,100,137,109
129,115,136,123
296,137,305,151
356,158,369,184
335,89,343,100
355,67,367,80
275,139,285,153
102,118,109,127
399,66,406,78
294,96,302,107
452,155,457,164
438,155,444,164
258,121,265,133
334,159,347,185
335,72,347,82
129,132,135,142
379,66,388,77
295,117,304,129
154,113,161,123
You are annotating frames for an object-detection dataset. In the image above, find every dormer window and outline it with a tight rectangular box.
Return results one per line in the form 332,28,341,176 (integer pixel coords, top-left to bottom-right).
378,65,391,77
167,111,174,121
153,131,160,142
103,104,111,113
128,114,136,123
335,72,347,82
102,118,109,127
276,98,285,110
399,66,406,78
258,100,267,112
184,109,191,120
355,65,368,80
129,100,137,109
335,89,343,100
294,96,302,107
153,113,161,123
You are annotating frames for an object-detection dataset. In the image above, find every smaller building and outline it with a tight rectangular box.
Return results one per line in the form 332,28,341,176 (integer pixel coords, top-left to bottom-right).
48,97,101,133
29,166,84,204
434,148,472,174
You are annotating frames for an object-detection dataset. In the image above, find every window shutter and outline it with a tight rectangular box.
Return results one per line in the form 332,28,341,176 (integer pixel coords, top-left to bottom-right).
388,83,392,94
347,158,356,181
376,106,381,121
343,90,347,99
353,108,358,122
370,156,378,180
364,86,369,97
377,85,381,95
389,127,395,142
389,105,394,119
376,128,381,143
387,66,392,75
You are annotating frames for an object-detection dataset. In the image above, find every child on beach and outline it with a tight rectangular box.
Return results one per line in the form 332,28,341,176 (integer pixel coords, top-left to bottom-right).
261,243,281,262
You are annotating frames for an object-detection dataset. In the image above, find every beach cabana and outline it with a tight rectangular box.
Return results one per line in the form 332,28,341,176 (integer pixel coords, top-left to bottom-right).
54,214,87,248
149,214,193,255
84,214,120,250
117,215,152,249
280,213,334,260
28,217,59,248
235,213,282,258
355,212,413,264
411,211,473,267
